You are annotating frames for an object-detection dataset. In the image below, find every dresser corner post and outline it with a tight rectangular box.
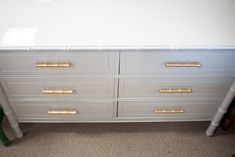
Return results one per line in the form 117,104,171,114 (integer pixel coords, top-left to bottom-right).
0,87,23,138
206,81,235,136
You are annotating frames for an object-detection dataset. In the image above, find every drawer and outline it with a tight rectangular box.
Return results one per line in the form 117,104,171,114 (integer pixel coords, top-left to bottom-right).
119,78,233,99
10,101,115,122
0,77,115,100
120,50,235,76
118,100,220,120
0,51,118,75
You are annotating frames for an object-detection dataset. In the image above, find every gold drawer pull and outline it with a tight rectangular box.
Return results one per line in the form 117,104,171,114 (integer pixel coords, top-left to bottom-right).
159,88,192,94
155,108,185,114
42,89,75,94
165,62,201,67
35,62,72,68
48,108,77,115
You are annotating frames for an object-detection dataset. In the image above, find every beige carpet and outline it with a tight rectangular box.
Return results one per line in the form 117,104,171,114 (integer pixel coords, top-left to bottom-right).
0,119,234,157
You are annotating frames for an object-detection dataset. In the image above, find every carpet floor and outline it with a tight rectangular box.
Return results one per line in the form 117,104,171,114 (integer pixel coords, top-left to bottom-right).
0,119,234,157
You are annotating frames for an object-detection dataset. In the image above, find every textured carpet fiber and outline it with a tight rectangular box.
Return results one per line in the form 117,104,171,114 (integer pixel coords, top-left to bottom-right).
0,119,234,157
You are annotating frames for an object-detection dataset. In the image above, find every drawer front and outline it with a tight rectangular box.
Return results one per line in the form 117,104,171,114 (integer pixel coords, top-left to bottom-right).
1,77,115,100
118,100,220,119
119,78,233,99
0,51,118,75
10,101,114,121
120,50,235,76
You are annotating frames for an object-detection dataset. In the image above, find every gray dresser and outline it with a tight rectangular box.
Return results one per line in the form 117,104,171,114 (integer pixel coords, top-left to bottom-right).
0,0,235,138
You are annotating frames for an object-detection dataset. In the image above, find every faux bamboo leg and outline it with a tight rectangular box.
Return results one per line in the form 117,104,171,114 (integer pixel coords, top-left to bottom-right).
0,88,23,138
206,81,235,136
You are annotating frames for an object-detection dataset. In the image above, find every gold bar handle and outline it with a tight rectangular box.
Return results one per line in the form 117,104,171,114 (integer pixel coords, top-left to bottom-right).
155,108,185,114
48,108,77,115
159,88,192,94
42,89,75,94
35,62,72,68
165,62,201,67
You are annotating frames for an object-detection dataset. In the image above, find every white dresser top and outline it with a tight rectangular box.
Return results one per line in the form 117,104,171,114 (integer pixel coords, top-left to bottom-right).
0,0,235,50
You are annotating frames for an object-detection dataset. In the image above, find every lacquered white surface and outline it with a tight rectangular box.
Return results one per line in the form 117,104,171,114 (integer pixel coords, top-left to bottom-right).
0,0,235,49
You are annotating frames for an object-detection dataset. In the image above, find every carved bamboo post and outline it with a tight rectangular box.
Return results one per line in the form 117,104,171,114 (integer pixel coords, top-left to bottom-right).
206,81,235,136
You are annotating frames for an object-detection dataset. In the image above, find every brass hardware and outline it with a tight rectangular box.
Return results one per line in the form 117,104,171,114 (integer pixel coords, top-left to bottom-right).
42,89,75,94
165,62,201,67
48,108,77,115
155,108,185,114
35,62,72,68
159,88,192,93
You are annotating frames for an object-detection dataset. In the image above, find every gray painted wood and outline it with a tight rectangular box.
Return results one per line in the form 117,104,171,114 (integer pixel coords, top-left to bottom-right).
0,51,118,75
0,50,234,138
120,50,235,77
119,78,233,99
11,101,115,121
118,100,220,119
0,77,115,101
